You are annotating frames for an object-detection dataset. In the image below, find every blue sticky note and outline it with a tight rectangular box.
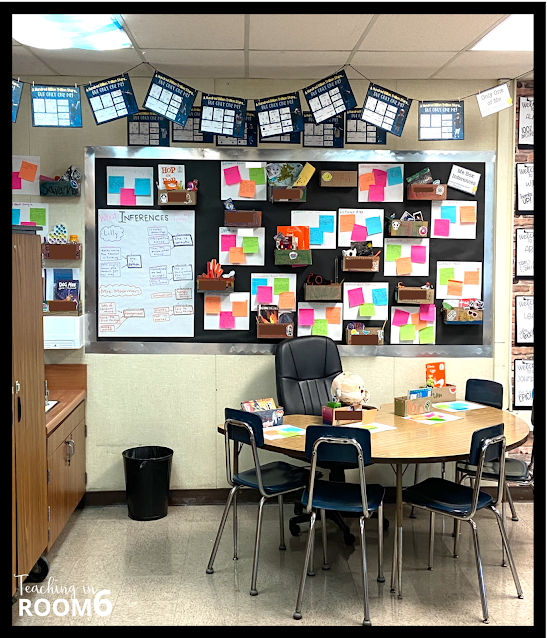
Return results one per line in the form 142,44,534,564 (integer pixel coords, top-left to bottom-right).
372,287,388,306
12,208,20,224
365,216,383,235
309,227,324,245
387,166,403,186
252,278,268,296
318,215,335,233
134,178,151,196
440,206,457,223
108,176,124,194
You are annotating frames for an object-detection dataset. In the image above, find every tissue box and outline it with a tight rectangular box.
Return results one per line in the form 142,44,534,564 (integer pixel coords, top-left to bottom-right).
393,395,434,417
322,405,378,426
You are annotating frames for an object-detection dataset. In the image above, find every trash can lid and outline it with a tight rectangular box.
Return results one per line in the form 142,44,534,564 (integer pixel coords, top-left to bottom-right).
122,446,174,461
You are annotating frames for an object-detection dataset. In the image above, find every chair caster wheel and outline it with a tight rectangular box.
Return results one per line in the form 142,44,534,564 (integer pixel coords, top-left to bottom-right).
344,532,356,546
409,513,416,519
25,556,49,583
511,516,519,522
502,562,508,567
428,566,433,570
518,594,524,599
453,554,459,559
377,576,385,583
293,612,302,620
397,595,403,600
363,620,372,626
206,568,214,574
483,619,490,624
294,502,304,516
250,589,258,596
289,523,300,537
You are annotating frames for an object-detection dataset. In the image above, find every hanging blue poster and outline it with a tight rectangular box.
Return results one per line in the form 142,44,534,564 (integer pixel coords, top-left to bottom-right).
302,69,356,124
84,73,138,125
361,83,412,137
200,93,246,138
418,101,464,141
254,92,303,138
127,111,169,147
143,71,197,127
171,107,214,143
30,84,82,127
345,107,386,144
217,112,257,146
12,79,23,123
303,112,344,148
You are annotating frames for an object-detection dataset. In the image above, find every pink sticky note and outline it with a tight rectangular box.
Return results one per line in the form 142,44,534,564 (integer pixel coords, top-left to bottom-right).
219,311,236,329
12,172,22,189
298,308,315,326
368,185,385,201
256,286,273,304
392,309,410,327
20,221,37,226
372,169,387,187
434,218,450,237
410,245,427,264
120,188,136,205
350,224,368,242
347,287,365,308
221,234,237,252
420,304,435,322
223,165,241,185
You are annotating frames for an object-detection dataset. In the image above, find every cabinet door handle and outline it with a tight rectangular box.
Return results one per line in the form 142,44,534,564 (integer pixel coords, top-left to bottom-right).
17,396,21,422
66,439,74,465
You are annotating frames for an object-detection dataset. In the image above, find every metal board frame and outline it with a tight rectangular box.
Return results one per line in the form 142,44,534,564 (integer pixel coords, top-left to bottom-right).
85,147,495,356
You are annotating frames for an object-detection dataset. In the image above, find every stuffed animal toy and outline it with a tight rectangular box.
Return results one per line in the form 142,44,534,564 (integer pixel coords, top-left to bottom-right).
331,372,370,408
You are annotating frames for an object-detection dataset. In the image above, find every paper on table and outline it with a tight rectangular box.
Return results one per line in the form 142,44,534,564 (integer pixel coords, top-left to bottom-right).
392,309,410,327
439,267,455,285
350,224,368,242
231,301,248,317
432,401,488,412
219,311,236,329
120,188,137,206
404,411,463,424
298,308,315,326
221,234,237,252
396,256,412,275
325,306,341,324
410,245,427,264
239,180,256,198
399,323,416,341
18,160,38,182
224,165,241,185
278,291,295,309
256,285,273,304
273,277,290,295
312,319,328,335
347,287,365,307
372,169,387,187
463,270,480,285
263,425,306,440
419,304,435,322
229,246,245,264
204,296,221,314
446,280,463,296
434,219,450,237
368,185,385,201
359,172,375,191
345,422,397,434
339,214,355,232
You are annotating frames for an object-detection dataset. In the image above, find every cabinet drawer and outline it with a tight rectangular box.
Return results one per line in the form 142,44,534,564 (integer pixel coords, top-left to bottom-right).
47,402,85,458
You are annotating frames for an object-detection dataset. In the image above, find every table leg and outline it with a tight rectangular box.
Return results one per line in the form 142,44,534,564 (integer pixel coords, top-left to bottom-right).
396,463,403,599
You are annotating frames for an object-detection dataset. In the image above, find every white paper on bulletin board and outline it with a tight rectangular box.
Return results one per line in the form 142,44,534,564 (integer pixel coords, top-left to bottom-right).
390,305,436,345
431,201,477,239
12,155,40,195
337,208,384,247
290,210,337,249
219,227,265,266
436,261,482,299
297,302,343,341
383,238,430,277
220,161,268,201
106,166,154,206
97,208,195,338
343,282,389,321
250,272,297,311
12,202,49,241
203,292,250,331
513,358,533,408
358,163,404,202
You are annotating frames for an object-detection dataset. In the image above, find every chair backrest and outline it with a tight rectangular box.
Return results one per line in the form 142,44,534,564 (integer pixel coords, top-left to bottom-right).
468,423,504,466
275,336,343,416
465,378,503,409
225,407,264,447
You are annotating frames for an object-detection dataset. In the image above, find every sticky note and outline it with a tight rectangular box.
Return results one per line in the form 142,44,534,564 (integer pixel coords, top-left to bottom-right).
312,319,328,336
410,245,427,264
419,326,435,344
232,301,248,317
298,308,315,326
447,280,463,296
278,291,295,310
399,324,416,341
12,208,20,224
440,206,457,224
347,287,365,308
410,313,427,331
460,206,476,223
350,224,368,242
318,215,335,233
204,296,221,314
219,311,236,329
359,172,375,191
221,234,237,252
396,256,412,275
108,175,124,193
392,309,410,327
340,214,355,232
256,286,272,304
248,167,266,185
252,278,268,296
228,246,245,264
385,243,402,262
464,270,480,286
21,221,36,226
309,227,324,245
372,287,388,306
12,172,22,189
434,219,450,237
239,180,256,198
29,207,46,225
292,162,315,187
420,304,435,322
372,169,387,187
325,306,341,324
134,178,151,196
120,188,137,206
359,303,375,317
439,267,455,286
223,165,241,185
368,185,385,202
364,216,383,236
387,166,403,186
273,278,290,295
18,160,38,182
242,236,259,253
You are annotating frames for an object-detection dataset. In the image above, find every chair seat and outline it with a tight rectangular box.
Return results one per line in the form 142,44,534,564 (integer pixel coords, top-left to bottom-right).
234,461,310,495
403,477,493,516
301,480,385,514
456,458,530,482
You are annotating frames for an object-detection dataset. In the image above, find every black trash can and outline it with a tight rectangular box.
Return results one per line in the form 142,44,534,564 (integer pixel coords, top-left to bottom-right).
122,446,174,521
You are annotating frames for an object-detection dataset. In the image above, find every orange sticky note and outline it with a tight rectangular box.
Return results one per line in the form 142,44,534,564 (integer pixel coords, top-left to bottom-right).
228,246,245,264
339,214,355,232
460,206,476,223
18,160,38,182
359,172,375,191
278,291,295,310
238,179,256,198
464,270,480,285
447,279,463,296
231,301,248,317
410,314,427,331
204,296,221,314
396,256,412,275
325,306,341,325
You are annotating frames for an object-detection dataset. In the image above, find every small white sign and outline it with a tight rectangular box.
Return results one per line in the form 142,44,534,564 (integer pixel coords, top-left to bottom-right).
447,164,481,196
516,163,533,212
514,359,533,408
476,83,513,118
515,296,534,345
518,97,534,146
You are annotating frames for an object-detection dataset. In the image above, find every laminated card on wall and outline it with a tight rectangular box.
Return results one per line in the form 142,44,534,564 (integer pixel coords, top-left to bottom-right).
217,112,257,146
172,107,214,143
361,83,411,137
303,113,344,147
30,84,82,127
345,107,387,144
12,79,23,123
515,296,534,346
518,97,534,147
358,164,404,202
302,69,356,124
513,359,533,409
127,111,169,147
447,164,481,196
515,228,534,278
476,83,512,118
200,93,246,138
143,71,197,126
84,73,138,124
255,92,303,138
516,163,533,213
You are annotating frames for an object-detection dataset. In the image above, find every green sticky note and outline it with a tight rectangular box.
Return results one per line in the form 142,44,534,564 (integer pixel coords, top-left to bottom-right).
242,236,259,253
273,277,290,295
419,326,435,344
312,319,328,336
435,404,450,410
248,167,266,185
399,323,416,341
439,267,455,286
359,303,375,316
29,207,47,225
385,244,402,262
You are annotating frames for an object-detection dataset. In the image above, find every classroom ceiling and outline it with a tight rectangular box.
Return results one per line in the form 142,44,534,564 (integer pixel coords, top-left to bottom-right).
12,13,534,81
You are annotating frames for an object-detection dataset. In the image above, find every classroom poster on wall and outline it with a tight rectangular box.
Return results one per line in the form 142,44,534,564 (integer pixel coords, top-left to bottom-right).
30,84,82,127
361,83,411,137
218,227,265,266
383,238,430,277
158,164,186,191
97,208,195,338
12,79,23,123
297,302,343,341
203,292,250,331
12,155,40,195
255,92,303,138
217,112,257,146
106,166,154,207
515,296,533,346
143,72,197,126
436,261,482,299
513,358,533,408
302,69,356,124
200,93,246,138
516,163,533,213
84,73,138,124
290,210,337,249
220,161,268,201
518,97,534,147
12,202,49,240
250,273,297,311
476,83,512,118
418,101,464,140
259,129,301,144
303,112,344,147
127,111,169,146
391,305,436,345
343,282,389,321
345,107,387,144
358,163,404,202
515,228,534,278
447,164,481,195
172,107,214,143
338,208,384,248
430,201,477,239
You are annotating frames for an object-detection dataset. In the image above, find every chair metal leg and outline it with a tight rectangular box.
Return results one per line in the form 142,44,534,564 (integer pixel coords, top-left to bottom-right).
453,469,466,537
250,495,267,596
278,495,286,550
410,464,419,518
469,519,489,623
453,518,461,557
506,482,519,521
307,518,316,576
428,511,435,570
233,488,238,560
490,506,524,599
501,498,507,567
206,485,239,574
397,521,403,599
441,464,446,533
359,516,372,626
390,520,397,593
377,502,385,582
320,509,329,570
293,511,317,620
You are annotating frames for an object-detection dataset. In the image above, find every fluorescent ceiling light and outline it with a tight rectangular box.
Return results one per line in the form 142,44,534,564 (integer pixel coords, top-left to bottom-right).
471,14,534,51
12,14,133,50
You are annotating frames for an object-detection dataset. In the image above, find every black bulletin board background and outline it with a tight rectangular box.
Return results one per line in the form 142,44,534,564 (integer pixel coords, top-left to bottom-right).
95,158,485,345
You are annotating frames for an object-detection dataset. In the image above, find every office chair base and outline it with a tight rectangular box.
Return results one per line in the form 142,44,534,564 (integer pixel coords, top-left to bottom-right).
377,576,385,583
250,589,258,596
293,613,302,620
206,568,214,574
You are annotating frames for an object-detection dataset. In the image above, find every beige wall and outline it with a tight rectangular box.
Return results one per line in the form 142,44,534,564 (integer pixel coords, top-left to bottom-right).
13,75,522,491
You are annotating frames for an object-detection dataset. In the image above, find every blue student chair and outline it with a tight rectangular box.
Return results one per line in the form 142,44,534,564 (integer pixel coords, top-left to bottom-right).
402,424,524,624
293,425,385,626
206,408,315,596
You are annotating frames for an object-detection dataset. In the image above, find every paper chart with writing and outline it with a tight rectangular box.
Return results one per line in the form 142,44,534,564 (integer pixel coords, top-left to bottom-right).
338,208,384,247
12,202,49,240
12,155,40,195
302,113,344,147
219,227,265,266
250,273,297,311
435,261,482,299
290,210,336,249
358,163,404,202
516,163,533,212
343,282,389,321
513,358,533,408
220,161,268,201
515,296,533,345
172,108,214,143
515,229,533,278
97,209,195,338
203,292,250,331
383,238,429,277
106,166,154,207
518,97,534,146
391,305,436,345
297,302,343,341
431,201,477,239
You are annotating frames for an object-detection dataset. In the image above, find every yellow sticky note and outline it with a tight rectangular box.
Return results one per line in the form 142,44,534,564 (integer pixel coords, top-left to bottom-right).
339,214,355,232
359,172,375,192
447,279,463,296
460,206,476,223
231,301,248,317
228,246,245,264
293,162,315,187
396,256,412,275
238,180,256,198
18,160,38,182
463,270,480,286
325,306,341,324
204,296,221,314
278,291,295,310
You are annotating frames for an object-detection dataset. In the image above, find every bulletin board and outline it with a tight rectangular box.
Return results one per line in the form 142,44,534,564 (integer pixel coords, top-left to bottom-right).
85,147,494,355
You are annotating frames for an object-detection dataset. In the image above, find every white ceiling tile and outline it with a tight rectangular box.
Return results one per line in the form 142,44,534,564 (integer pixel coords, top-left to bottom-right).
360,14,507,51
12,46,57,76
249,50,349,79
27,47,143,77
145,49,245,79
350,51,456,80
121,14,245,49
434,51,534,80
249,14,374,51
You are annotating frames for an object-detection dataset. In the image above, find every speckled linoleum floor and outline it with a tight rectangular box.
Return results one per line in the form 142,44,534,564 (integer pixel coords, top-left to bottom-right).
12,500,534,626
